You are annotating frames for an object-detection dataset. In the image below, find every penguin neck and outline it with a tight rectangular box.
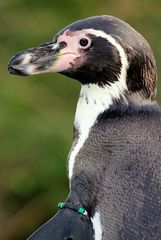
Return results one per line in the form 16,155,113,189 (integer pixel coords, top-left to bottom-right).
74,84,156,139
74,83,126,138
69,83,125,180
69,83,155,179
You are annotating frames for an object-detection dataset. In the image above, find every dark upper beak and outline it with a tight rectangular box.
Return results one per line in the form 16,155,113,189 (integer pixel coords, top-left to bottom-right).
8,41,61,76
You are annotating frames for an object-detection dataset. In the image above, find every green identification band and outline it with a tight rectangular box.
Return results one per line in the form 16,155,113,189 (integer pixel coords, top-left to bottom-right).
58,202,88,216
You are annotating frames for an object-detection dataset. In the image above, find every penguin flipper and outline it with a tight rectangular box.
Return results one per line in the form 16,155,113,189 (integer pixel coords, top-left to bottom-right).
27,209,94,240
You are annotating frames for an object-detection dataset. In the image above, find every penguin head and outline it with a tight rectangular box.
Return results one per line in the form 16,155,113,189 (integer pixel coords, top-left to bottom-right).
8,16,157,101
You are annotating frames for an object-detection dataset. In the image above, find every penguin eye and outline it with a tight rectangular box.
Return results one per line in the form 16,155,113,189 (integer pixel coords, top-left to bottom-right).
79,38,90,48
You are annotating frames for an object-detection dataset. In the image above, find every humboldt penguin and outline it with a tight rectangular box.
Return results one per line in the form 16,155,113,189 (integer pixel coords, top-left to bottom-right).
8,15,161,240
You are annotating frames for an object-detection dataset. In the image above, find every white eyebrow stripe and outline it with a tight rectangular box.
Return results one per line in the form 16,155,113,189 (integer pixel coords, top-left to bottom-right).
86,28,129,90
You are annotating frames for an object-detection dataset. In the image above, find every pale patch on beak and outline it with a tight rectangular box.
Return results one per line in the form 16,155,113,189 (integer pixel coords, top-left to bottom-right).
8,43,72,76
8,40,79,76
8,52,77,76
8,52,37,75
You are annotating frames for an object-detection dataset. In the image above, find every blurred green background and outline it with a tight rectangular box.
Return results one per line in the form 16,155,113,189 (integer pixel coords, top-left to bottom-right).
0,0,161,239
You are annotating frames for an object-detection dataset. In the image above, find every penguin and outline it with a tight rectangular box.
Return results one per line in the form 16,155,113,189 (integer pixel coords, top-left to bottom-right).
8,15,161,240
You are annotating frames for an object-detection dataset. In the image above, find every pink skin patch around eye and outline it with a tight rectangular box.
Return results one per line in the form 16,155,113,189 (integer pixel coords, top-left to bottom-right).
49,30,89,73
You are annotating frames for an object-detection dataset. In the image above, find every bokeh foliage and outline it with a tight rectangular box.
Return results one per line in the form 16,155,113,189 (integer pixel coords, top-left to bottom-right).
0,0,161,239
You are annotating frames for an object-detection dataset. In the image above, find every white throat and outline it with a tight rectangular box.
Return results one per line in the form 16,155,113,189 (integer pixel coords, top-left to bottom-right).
75,84,116,135
68,82,127,179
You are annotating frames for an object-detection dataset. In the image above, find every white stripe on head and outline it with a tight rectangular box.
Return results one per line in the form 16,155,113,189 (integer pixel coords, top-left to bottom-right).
68,30,129,179
87,28,129,93
91,211,103,240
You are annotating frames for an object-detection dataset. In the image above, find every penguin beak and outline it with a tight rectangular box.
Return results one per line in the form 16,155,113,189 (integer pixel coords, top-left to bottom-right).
8,40,76,76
